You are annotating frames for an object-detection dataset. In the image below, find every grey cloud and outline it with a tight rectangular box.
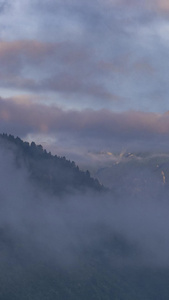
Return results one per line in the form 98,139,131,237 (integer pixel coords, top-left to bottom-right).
1,97,169,153
0,139,169,271
0,0,8,13
0,40,119,102
0,0,169,112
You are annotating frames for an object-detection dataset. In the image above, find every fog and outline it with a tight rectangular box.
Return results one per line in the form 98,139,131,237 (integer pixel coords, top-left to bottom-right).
0,142,169,275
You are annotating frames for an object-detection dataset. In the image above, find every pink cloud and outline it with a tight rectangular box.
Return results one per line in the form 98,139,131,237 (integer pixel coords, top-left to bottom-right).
0,40,55,59
0,40,115,101
153,0,169,12
0,96,169,142
102,0,169,14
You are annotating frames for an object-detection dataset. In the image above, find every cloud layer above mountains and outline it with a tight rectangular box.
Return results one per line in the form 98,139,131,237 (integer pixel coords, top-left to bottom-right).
1,96,169,161
0,0,169,112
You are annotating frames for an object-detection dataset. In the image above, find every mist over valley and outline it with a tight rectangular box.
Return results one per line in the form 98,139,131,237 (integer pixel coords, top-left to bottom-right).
0,134,168,299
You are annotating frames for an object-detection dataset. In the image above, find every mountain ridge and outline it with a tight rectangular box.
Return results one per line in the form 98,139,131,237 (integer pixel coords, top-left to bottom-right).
0,133,104,194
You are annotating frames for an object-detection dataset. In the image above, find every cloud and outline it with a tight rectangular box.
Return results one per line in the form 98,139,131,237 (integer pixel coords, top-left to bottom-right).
0,37,163,112
0,40,59,75
0,137,169,273
102,0,169,13
0,40,117,102
0,0,8,13
1,96,169,155
152,0,169,13
0,0,169,113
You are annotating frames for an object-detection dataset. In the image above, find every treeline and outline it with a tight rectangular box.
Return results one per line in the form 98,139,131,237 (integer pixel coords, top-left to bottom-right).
0,133,104,194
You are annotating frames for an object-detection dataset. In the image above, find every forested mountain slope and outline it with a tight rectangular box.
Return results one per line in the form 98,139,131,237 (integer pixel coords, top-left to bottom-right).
0,134,169,299
0,133,103,194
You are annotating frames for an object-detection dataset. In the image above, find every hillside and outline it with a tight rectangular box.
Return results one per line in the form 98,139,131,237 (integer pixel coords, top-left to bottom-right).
0,134,169,299
0,133,103,194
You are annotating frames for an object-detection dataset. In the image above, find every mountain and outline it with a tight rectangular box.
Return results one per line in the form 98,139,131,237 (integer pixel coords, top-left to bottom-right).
93,151,169,196
0,133,104,194
0,134,169,299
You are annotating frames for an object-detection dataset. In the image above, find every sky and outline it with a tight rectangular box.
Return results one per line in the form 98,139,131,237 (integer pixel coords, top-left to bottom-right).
1,0,169,164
